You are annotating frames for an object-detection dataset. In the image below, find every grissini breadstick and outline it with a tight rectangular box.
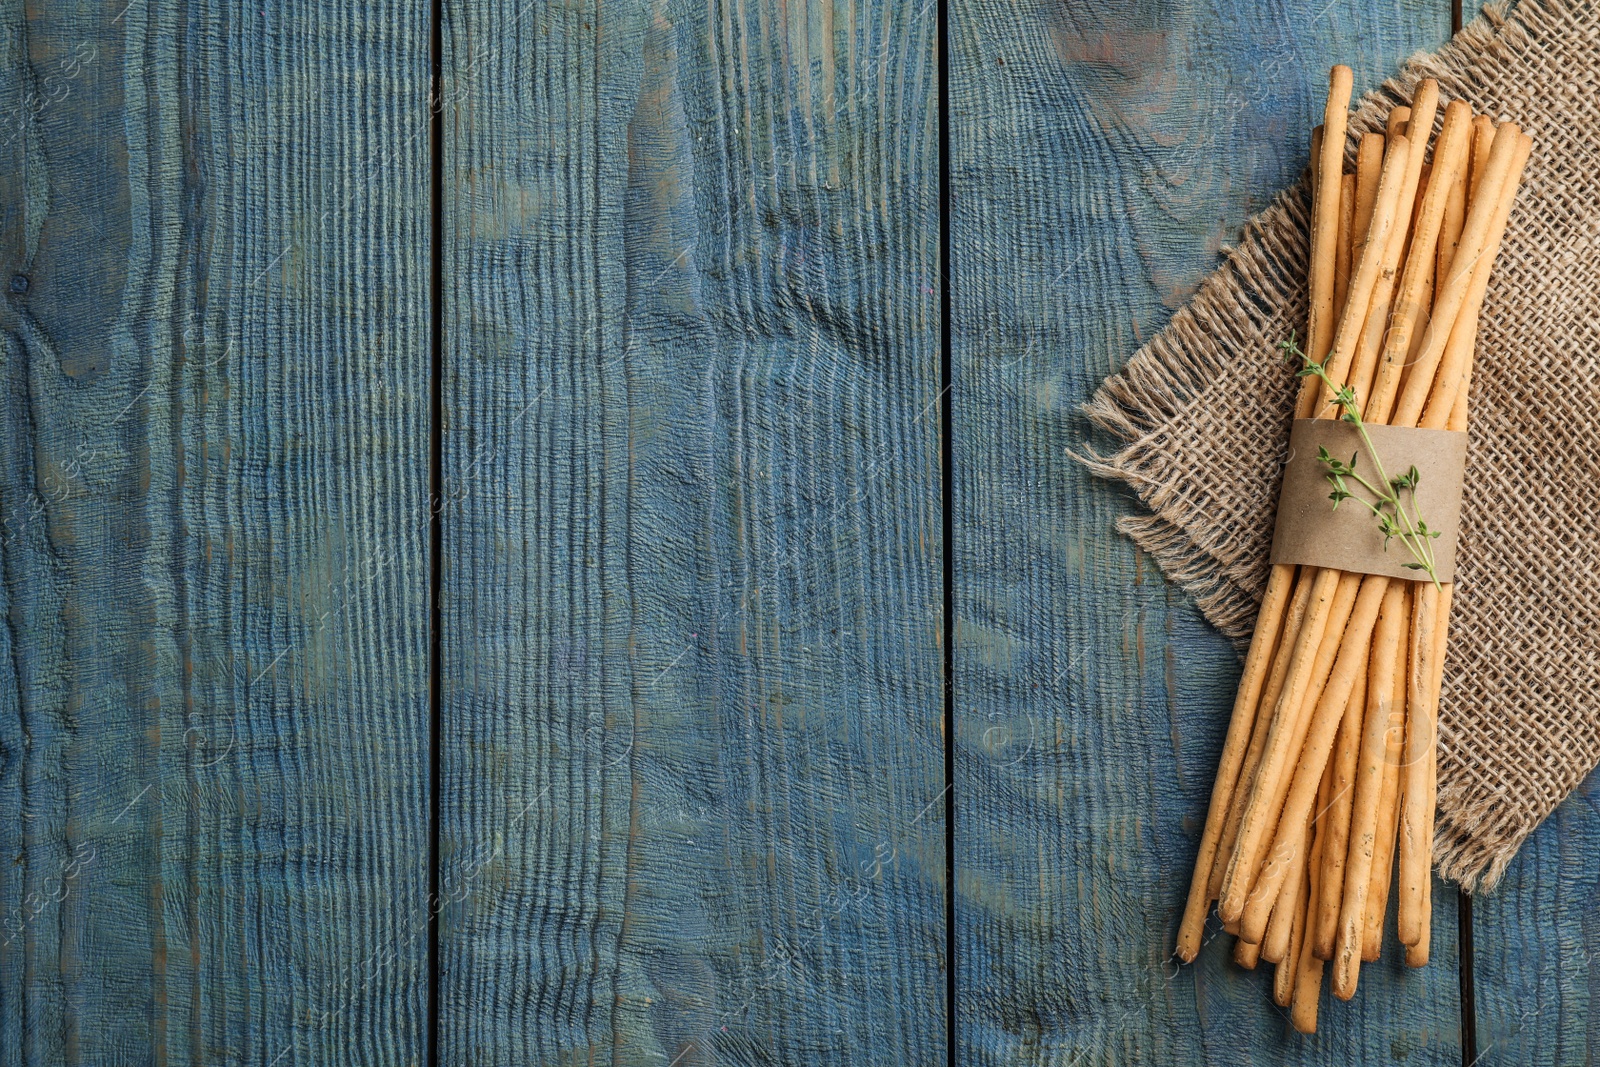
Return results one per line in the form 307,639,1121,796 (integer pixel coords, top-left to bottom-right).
1335,151,1368,381
1460,119,1493,355
1440,121,1485,422
1449,116,1496,408
1400,580,1443,947
1354,133,1384,240
1264,800,1313,963
1389,249,1436,409
1235,244,1440,940
1363,608,1409,962
1340,134,1384,405
1335,172,1356,321
1399,223,1464,945
1392,153,1429,328
1276,823,1312,1006
1219,134,1414,925
1291,883,1324,1031
1386,104,1410,141
1333,581,1409,999
1313,683,1363,959
1445,365,1470,431
1469,115,1495,203
1410,162,1431,234
1292,762,1335,1032
1244,119,1525,951
1403,158,1431,284
1401,585,1452,966
1453,116,1495,416
1408,585,1446,966
1236,933,1262,970
1405,879,1432,967
1381,153,1446,954
1306,66,1355,371
1436,141,1468,307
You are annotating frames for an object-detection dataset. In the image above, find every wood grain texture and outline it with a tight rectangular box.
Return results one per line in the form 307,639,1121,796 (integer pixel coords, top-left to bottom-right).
0,2,432,1063
1472,768,1600,1064
949,0,1459,1061
438,1,945,1063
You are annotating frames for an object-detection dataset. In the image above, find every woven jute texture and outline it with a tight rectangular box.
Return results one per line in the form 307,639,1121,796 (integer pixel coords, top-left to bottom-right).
1082,0,1599,893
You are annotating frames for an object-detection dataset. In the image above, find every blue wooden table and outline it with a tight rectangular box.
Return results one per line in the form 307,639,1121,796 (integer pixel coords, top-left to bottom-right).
0,0,1594,1064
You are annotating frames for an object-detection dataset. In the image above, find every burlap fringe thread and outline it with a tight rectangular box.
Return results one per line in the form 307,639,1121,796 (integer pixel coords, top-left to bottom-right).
1081,0,1600,892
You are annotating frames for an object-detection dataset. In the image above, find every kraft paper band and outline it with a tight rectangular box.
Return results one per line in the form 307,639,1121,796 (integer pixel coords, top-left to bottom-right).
1270,419,1467,582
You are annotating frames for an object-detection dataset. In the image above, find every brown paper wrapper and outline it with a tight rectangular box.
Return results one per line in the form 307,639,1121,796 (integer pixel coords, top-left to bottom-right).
1270,419,1466,582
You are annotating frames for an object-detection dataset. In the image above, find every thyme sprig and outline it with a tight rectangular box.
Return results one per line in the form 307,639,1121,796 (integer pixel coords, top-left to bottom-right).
1280,335,1443,589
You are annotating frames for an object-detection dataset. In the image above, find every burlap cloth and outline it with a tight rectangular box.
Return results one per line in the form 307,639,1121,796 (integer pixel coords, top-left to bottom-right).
1082,0,1600,893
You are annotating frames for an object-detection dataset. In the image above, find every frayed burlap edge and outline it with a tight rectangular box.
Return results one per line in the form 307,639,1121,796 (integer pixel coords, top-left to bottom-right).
1079,1,1548,893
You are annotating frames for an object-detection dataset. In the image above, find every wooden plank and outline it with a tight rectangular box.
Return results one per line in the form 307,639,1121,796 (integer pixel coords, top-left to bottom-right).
0,2,432,1062
438,1,945,1062
949,1,1459,1061
1472,770,1600,1063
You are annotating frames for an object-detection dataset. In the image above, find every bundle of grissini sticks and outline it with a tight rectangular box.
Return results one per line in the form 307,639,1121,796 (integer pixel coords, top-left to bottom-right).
1172,67,1531,1032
